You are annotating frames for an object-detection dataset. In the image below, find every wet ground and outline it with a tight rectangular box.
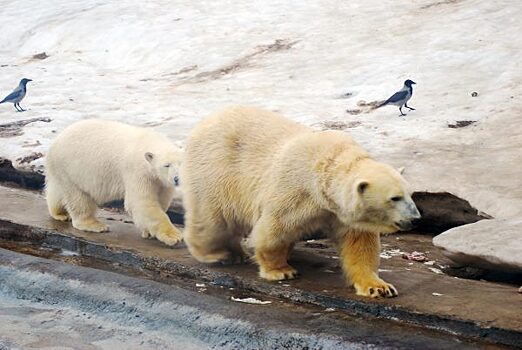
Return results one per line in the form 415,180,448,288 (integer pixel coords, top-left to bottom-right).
0,184,521,348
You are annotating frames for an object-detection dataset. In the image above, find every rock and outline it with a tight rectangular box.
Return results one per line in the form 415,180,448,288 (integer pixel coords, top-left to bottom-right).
433,219,522,273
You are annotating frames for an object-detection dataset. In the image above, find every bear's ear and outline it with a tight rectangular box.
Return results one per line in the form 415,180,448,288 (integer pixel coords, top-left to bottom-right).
145,152,154,163
357,181,369,195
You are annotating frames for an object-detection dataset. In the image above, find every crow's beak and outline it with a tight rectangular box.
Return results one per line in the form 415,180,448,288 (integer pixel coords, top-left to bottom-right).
412,81,416,84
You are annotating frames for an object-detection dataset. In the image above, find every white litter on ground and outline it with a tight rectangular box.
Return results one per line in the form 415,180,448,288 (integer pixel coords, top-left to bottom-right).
231,297,272,305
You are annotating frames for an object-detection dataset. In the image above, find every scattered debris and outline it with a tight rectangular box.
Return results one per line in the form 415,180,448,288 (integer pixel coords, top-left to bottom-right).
22,140,42,148
176,39,299,85
16,152,43,165
471,91,478,97
357,100,385,108
432,292,444,296
315,120,361,130
325,307,335,312
420,0,462,10
429,267,444,274
32,52,49,60
196,283,206,288
346,109,362,115
380,249,405,259
231,297,272,305
448,120,476,128
0,117,52,138
338,92,353,99
424,261,436,266
402,251,429,262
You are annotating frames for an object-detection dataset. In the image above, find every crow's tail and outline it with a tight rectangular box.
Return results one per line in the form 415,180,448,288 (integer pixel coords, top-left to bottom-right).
373,101,388,109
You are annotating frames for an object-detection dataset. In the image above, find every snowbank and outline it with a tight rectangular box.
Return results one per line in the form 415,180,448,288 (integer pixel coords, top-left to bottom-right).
0,0,520,218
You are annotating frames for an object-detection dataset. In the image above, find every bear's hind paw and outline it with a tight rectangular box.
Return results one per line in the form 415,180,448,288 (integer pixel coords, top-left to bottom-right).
260,265,298,281
156,230,183,246
73,219,109,233
51,213,70,222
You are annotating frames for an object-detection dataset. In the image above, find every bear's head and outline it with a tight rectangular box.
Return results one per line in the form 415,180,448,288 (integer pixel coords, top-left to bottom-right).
334,160,421,234
145,150,183,188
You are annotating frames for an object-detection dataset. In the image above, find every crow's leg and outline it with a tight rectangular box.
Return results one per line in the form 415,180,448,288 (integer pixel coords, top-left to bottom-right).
14,103,22,112
17,103,26,112
405,102,415,110
399,106,406,116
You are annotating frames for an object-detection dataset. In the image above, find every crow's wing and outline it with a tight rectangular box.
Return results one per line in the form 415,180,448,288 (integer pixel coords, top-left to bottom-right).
0,89,22,103
385,90,408,103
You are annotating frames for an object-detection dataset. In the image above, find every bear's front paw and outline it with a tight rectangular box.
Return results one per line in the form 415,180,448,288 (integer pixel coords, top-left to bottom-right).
354,278,398,298
259,265,298,281
155,227,183,246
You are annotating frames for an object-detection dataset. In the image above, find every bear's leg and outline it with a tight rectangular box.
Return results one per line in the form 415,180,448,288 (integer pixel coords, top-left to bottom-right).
338,230,398,298
126,196,182,246
184,213,242,264
63,188,109,233
251,217,298,281
45,178,69,222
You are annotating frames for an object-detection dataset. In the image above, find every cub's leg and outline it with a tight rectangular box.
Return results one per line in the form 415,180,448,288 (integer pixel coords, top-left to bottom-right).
125,187,182,246
338,230,398,298
251,216,297,281
62,183,108,233
45,177,69,222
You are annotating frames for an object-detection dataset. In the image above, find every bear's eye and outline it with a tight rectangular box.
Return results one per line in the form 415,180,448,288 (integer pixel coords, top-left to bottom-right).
390,196,403,202
164,164,171,168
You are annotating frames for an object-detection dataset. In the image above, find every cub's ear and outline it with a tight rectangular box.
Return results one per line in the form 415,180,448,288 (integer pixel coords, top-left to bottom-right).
145,152,154,163
356,181,369,195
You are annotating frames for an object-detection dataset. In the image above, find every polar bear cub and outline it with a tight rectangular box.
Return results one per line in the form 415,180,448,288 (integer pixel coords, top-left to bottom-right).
45,119,183,246
181,106,421,298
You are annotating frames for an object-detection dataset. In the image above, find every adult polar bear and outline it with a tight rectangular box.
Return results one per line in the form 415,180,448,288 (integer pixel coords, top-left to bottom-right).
182,106,420,298
45,119,183,246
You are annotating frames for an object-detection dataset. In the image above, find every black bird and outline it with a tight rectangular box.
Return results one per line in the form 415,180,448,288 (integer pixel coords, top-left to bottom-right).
377,79,416,116
0,78,32,112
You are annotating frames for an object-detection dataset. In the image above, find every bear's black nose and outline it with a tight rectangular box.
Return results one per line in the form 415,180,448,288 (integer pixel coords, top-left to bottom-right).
174,175,180,186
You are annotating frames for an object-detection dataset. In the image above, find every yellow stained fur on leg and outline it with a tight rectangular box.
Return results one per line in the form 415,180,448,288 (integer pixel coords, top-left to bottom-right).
256,244,297,281
339,230,398,298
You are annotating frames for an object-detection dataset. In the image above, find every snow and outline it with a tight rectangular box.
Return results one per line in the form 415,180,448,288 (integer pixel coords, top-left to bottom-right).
0,0,521,218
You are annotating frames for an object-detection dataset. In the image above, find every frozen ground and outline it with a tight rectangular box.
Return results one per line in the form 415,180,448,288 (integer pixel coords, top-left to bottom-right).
0,0,521,218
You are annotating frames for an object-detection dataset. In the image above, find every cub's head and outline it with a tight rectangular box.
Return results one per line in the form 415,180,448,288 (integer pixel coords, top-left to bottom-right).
145,149,183,188
335,160,420,233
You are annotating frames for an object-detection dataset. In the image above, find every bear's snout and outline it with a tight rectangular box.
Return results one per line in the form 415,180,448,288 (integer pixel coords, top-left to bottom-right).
174,175,180,186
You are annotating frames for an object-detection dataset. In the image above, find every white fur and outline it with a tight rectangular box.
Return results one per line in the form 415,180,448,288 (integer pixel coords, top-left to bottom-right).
45,119,183,246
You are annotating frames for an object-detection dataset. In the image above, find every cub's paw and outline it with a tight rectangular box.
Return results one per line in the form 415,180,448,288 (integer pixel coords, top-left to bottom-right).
141,230,151,239
354,278,398,298
260,265,298,281
73,219,109,233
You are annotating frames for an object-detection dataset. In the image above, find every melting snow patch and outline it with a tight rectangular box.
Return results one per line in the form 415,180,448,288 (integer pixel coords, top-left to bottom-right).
231,297,272,305
195,283,205,287
429,267,444,274
432,292,444,296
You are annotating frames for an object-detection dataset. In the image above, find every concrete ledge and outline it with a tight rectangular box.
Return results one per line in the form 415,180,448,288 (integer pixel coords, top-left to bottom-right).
0,185,520,347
